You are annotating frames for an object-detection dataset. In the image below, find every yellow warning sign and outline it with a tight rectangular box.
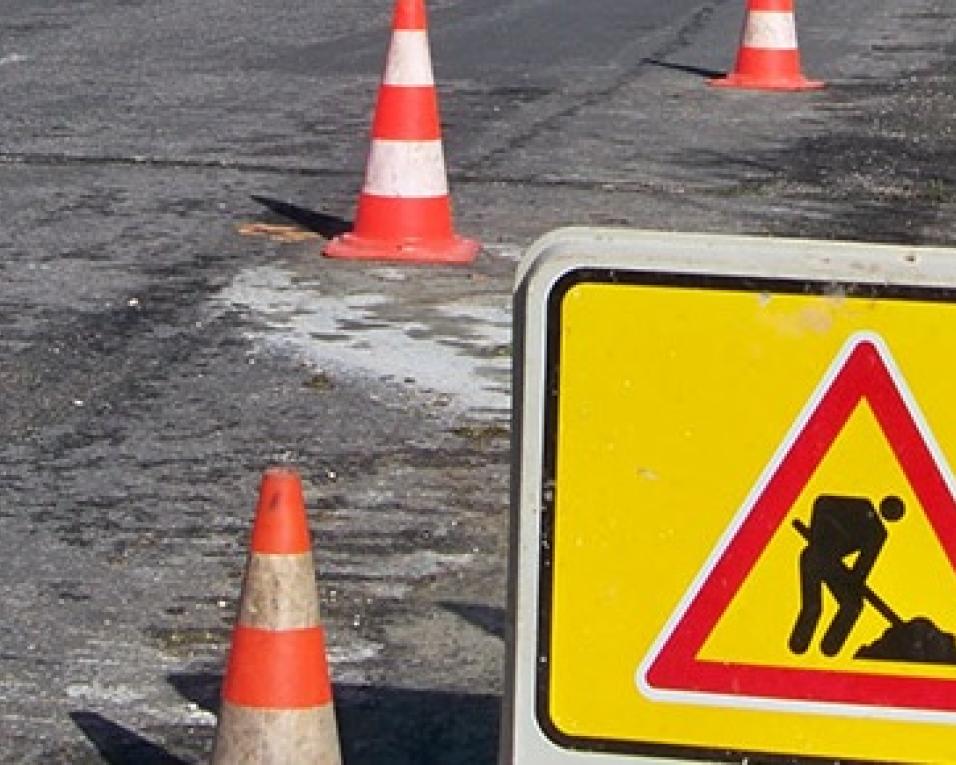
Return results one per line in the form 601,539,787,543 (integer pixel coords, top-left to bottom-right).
540,273,956,762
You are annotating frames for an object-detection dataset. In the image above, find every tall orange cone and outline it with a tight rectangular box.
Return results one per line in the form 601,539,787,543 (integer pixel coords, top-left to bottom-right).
324,0,479,264
211,468,341,764
711,0,823,91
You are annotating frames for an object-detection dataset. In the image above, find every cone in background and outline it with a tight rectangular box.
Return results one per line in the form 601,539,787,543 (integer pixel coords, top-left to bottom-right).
324,0,479,264
212,468,341,765
711,0,823,91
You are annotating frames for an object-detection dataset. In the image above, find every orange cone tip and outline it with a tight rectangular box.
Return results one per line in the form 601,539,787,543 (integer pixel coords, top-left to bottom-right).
250,467,312,554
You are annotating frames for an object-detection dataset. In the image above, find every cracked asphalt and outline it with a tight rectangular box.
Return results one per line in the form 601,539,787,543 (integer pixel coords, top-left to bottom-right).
1,0,955,762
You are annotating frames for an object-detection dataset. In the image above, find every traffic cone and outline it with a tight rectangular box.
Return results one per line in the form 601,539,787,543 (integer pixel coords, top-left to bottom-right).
211,468,341,765
324,0,479,264
711,0,823,91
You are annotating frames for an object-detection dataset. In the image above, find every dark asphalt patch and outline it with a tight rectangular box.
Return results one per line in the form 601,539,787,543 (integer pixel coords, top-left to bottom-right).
676,36,956,244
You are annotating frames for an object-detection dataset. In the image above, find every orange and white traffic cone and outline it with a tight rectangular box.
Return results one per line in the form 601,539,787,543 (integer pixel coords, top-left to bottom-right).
324,0,479,264
711,0,823,91
211,468,341,764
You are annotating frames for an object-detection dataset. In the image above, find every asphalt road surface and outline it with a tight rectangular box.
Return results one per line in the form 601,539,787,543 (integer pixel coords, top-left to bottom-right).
1,0,955,762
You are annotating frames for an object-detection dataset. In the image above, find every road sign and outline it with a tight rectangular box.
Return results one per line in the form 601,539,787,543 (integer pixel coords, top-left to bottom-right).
504,228,956,764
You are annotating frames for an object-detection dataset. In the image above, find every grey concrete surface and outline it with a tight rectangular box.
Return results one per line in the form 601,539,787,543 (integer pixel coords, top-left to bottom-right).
1,0,954,762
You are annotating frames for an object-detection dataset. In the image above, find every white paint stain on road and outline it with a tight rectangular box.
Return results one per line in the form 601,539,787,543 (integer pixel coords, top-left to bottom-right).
215,265,511,417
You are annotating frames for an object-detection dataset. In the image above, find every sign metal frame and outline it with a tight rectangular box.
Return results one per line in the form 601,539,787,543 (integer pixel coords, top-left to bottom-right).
503,227,956,764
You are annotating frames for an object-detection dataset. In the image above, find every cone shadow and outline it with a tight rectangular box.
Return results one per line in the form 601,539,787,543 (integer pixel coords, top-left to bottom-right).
69,712,189,765
642,58,724,79
167,673,499,765
168,671,221,716
250,195,352,239
336,684,499,765
441,601,506,640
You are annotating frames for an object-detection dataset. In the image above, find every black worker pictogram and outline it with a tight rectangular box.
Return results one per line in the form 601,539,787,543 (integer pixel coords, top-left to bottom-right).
789,494,905,657
788,494,956,665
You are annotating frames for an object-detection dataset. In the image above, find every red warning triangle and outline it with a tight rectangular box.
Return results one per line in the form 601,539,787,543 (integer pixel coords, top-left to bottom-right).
640,333,956,717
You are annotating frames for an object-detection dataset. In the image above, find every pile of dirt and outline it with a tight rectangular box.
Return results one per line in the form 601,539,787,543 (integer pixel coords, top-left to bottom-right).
855,618,956,665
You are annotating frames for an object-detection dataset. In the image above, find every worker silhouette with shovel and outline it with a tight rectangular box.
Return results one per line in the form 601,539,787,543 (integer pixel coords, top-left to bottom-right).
789,494,906,656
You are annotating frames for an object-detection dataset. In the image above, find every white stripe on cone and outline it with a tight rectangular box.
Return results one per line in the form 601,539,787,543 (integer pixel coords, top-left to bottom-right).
362,139,449,198
742,11,799,50
383,30,435,87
